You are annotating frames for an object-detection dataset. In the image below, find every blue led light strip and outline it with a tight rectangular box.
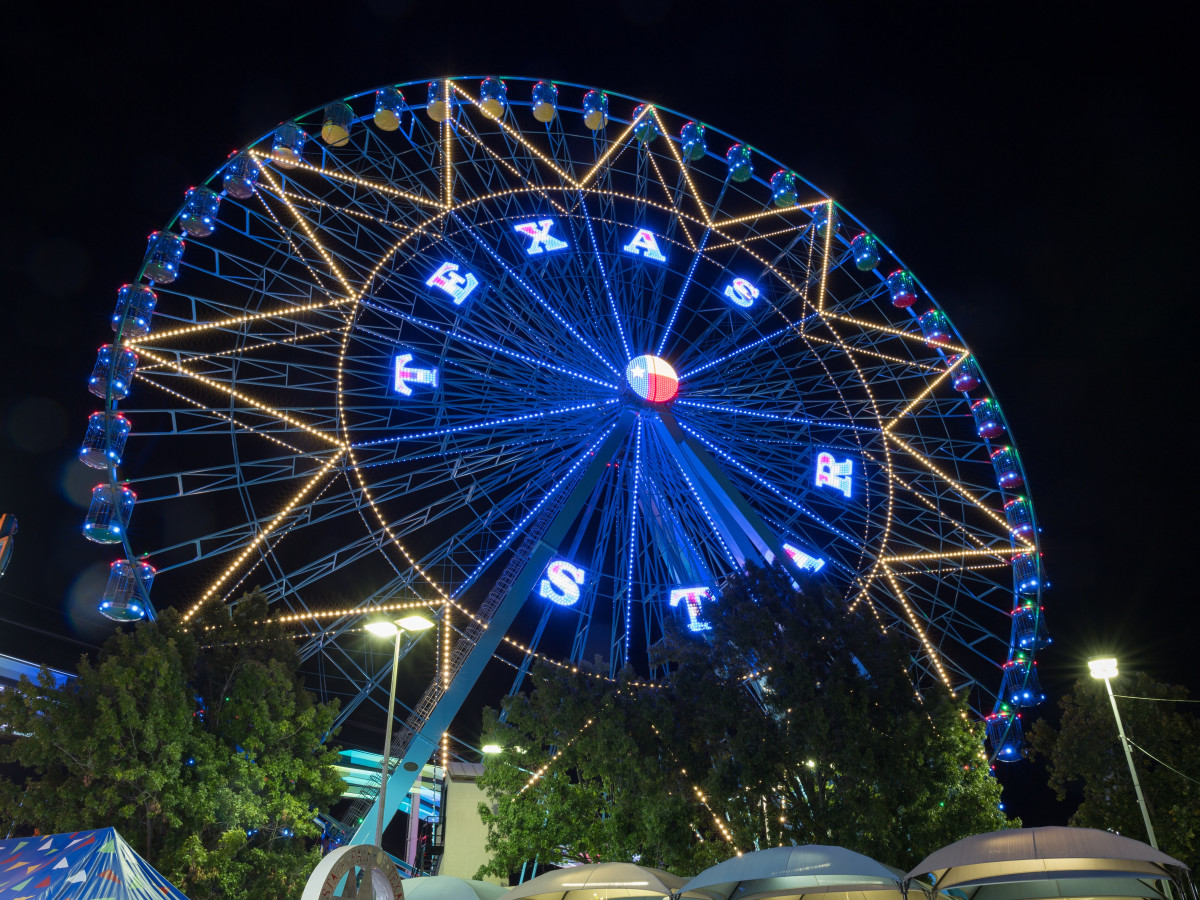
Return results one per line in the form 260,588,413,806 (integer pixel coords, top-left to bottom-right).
673,399,880,435
358,298,619,391
680,323,805,380
664,440,739,570
623,418,643,666
678,420,866,555
579,196,632,364
655,228,712,357
352,432,566,473
451,213,622,378
452,421,622,598
351,398,619,450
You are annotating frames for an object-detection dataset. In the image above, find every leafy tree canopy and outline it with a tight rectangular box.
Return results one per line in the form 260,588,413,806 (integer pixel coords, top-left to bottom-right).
476,565,1012,877
0,592,345,900
1029,672,1199,869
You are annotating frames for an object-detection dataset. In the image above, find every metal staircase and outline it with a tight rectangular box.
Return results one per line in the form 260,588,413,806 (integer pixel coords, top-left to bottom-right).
334,468,582,840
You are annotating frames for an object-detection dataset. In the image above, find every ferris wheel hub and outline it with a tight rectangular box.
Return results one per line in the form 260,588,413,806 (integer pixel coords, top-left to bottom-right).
625,354,679,403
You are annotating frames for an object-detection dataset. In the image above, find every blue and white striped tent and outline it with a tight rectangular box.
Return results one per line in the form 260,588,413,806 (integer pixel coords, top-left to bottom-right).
0,828,188,899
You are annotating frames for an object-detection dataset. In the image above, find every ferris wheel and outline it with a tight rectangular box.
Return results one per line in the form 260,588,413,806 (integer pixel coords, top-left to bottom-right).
79,76,1049,840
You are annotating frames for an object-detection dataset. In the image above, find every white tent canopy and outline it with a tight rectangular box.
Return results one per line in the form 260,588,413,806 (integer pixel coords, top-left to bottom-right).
499,862,699,900
405,876,510,900
681,845,907,900
905,827,1190,900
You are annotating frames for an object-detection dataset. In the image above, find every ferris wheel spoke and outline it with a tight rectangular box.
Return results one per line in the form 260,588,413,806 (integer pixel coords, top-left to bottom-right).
357,296,618,393
673,398,879,436
253,168,367,298
618,418,644,667
451,81,580,191
129,353,342,450
250,149,443,214
355,434,582,524
646,435,740,574
882,431,1029,550
179,452,344,622
448,417,627,600
578,195,632,362
675,418,868,555
654,226,713,358
447,212,622,377
678,323,798,380
343,314,614,408
350,398,617,450
134,377,308,453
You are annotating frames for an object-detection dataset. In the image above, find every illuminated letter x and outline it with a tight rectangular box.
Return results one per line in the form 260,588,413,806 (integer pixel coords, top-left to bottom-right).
513,220,568,255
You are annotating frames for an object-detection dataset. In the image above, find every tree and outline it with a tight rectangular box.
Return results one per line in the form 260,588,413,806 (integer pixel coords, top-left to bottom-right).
475,664,719,878
1029,673,1200,869
476,565,1013,876
0,592,345,900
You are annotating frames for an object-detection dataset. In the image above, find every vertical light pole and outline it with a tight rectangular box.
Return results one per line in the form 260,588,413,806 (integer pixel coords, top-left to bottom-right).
1088,657,1158,849
365,614,434,849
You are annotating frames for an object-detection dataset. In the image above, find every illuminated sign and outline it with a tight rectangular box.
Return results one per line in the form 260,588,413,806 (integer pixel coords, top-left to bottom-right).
669,586,712,633
538,559,586,607
426,261,480,305
394,354,438,396
782,542,825,573
513,220,568,255
815,451,853,499
626,355,679,403
723,278,759,308
622,228,666,262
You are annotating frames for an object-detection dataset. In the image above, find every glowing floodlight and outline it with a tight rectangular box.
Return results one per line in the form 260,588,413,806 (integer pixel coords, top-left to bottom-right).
1088,657,1118,679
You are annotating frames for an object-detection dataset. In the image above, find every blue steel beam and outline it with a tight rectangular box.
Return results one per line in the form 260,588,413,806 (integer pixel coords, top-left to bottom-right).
349,409,635,845
651,411,788,573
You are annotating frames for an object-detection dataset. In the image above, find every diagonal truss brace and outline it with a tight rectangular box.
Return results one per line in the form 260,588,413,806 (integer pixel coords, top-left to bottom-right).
347,410,636,845
652,411,798,576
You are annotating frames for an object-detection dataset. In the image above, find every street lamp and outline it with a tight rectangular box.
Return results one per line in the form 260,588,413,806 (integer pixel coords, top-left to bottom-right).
1088,656,1158,849
365,613,435,849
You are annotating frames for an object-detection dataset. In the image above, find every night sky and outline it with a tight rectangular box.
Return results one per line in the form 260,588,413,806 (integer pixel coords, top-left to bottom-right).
1,2,1192,825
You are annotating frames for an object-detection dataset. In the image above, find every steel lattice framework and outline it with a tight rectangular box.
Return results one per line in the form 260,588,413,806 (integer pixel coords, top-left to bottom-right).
84,76,1047,844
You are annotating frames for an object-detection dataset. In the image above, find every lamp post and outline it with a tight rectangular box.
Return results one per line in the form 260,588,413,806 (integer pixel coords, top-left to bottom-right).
365,614,435,849
1088,657,1158,849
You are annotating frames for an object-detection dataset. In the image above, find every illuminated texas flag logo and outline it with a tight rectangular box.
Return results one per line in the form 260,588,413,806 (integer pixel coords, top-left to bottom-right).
626,354,679,403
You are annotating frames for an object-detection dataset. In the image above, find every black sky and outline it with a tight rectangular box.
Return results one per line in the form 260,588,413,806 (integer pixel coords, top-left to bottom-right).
1,1,1193,825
